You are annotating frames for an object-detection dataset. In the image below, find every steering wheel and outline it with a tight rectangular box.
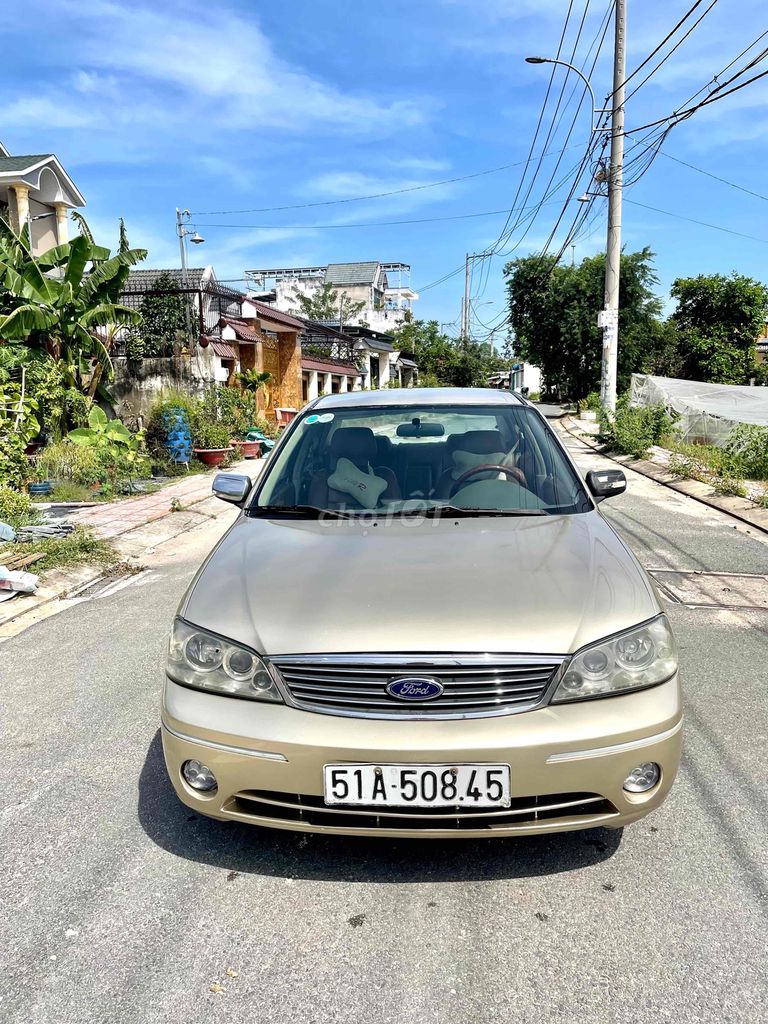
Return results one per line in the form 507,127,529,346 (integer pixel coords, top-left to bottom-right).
450,464,527,497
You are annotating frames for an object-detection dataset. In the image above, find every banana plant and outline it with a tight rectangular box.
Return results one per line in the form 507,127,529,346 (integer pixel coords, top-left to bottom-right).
0,216,147,394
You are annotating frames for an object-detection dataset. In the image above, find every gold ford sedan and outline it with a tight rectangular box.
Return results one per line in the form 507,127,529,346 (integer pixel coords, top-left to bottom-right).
161,388,682,838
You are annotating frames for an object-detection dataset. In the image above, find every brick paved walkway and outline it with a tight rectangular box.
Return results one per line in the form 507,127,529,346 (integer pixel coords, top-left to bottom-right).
71,459,263,540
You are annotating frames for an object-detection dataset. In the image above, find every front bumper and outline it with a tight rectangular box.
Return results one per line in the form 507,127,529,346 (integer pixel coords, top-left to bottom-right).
161,675,682,838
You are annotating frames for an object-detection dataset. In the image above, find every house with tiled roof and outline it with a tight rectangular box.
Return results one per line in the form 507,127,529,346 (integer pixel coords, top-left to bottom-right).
0,142,85,253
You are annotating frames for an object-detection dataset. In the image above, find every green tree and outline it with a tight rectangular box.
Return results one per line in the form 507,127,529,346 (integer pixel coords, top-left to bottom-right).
392,319,510,388
131,271,189,359
669,272,768,384
0,217,146,397
504,248,665,398
291,282,365,328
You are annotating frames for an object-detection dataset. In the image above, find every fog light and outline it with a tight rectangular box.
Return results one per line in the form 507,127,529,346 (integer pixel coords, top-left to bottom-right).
623,762,660,794
182,759,218,793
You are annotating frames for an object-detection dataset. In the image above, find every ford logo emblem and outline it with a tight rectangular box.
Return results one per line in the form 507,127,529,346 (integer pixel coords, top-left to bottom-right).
386,676,444,701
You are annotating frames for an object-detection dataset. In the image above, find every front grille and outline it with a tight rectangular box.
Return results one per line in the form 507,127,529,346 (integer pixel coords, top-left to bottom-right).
271,655,563,719
230,789,618,832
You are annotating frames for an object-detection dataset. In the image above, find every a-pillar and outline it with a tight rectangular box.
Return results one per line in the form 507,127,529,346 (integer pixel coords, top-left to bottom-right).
11,185,30,234
54,203,69,244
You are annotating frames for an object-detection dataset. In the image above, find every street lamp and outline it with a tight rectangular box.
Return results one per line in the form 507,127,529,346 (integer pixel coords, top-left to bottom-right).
525,56,608,134
176,209,205,340
525,0,627,417
176,209,204,275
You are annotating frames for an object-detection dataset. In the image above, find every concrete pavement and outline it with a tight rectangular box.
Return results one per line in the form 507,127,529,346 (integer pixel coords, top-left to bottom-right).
1,436,767,1023
0,459,265,634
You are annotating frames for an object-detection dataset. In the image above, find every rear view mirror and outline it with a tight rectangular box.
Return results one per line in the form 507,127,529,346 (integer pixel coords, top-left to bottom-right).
586,469,626,502
396,419,445,437
212,473,251,506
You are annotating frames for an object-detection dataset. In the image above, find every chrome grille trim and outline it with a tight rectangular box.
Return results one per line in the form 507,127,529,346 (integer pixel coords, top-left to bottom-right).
270,654,566,719
229,789,619,830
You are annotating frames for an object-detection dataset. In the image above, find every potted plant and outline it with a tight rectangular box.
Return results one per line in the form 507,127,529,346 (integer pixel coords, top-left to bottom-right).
192,422,233,467
230,435,262,459
228,379,268,458
28,463,53,497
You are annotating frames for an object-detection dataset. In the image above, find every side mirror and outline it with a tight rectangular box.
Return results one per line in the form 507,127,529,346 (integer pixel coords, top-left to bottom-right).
212,472,251,506
586,468,626,502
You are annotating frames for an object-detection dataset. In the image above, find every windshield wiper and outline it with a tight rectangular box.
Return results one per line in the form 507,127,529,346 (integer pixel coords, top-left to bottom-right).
419,505,548,518
248,504,355,520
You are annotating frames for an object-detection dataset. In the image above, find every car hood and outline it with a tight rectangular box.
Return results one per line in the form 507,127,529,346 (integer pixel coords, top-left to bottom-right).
182,511,659,657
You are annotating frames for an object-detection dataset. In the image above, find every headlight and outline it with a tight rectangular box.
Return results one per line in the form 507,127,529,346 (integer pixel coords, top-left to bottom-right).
552,615,677,703
166,619,283,703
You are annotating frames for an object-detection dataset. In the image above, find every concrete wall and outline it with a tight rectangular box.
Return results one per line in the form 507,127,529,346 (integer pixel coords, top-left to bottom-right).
112,348,218,422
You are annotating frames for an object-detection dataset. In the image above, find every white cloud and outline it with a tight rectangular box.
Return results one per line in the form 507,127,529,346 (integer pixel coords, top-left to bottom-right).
2,0,428,149
0,96,97,130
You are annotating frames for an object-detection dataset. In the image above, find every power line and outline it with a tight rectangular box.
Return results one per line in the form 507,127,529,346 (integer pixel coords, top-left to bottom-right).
623,0,719,103
471,0,614,302
611,0,710,98
199,199,568,231
475,0,578,260
653,148,768,203
426,0,593,302
189,148,584,217
493,0,599,258
623,56,768,135
624,198,768,243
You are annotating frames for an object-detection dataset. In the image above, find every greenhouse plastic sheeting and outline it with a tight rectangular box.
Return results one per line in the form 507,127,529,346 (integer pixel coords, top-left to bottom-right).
630,374,768,445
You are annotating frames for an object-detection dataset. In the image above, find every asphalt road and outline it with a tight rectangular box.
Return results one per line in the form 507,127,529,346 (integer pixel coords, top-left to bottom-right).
2,433,767,1024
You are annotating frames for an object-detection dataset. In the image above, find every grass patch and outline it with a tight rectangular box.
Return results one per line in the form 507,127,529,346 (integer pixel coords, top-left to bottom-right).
0,526,117,573
711,476,747,498
47,481,99,503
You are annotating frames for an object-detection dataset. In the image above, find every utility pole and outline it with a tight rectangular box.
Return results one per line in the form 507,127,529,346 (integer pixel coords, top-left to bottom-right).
599,0,626,414
462,252,471,345
175,208,205,342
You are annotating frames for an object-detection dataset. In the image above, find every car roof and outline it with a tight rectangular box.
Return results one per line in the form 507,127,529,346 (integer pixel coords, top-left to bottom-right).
312,387,527,410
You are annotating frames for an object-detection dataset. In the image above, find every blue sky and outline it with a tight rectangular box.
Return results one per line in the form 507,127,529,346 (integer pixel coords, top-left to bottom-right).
2,0,768,334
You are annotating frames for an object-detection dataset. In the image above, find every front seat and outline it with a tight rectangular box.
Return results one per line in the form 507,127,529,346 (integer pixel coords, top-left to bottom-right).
308,427,401,508
434,429,522,498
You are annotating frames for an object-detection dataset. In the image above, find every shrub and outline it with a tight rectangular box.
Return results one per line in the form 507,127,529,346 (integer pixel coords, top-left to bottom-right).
193,421,232,450
24,358,89,439
0,486,39,529
68,407,149,489
0,432,30,489
723,424,768,480
600,398,675,459
35,439,103,486
583,391,601,413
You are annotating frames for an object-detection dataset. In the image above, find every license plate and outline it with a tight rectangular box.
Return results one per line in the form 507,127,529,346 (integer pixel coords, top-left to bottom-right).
323,763,511,808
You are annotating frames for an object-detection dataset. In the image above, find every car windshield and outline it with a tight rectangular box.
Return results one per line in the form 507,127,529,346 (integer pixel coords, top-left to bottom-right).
252,402,591,516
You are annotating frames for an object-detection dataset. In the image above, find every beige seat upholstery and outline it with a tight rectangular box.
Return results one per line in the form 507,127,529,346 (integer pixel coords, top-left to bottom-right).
308,427,401,508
